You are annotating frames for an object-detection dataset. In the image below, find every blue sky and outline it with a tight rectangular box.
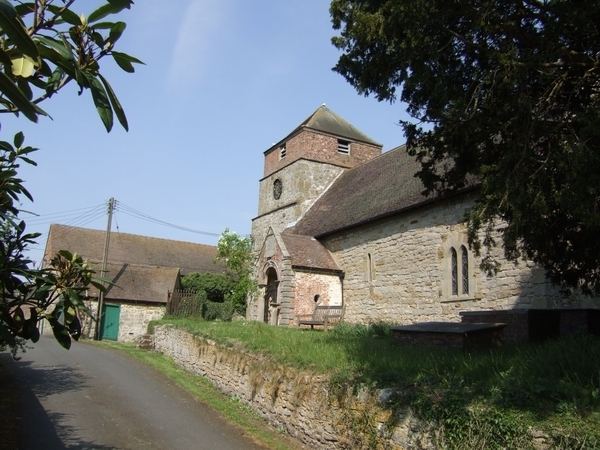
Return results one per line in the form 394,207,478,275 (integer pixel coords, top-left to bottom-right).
7,0,411,266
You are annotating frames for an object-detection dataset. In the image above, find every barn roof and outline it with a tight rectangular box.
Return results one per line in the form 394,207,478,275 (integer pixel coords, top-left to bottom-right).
44,224,224,275
87,263,179,304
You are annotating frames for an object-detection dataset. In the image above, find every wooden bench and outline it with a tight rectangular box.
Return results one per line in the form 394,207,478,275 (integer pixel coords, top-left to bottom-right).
298,305,344,330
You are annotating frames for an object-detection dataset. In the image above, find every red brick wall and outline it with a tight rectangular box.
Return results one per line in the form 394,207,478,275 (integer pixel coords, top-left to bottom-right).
263,129,381,177
293,270,343,325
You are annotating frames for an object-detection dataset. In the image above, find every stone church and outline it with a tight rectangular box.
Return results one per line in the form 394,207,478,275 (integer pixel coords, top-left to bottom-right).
248,105,595,329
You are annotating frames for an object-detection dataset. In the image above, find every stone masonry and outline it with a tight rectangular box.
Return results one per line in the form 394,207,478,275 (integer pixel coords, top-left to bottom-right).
323,192,595,325
252,159,345,252
154,325,435,449
117,303,165,342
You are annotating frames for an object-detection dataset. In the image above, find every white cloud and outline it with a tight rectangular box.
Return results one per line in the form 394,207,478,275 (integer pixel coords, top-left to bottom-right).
167,0,226,91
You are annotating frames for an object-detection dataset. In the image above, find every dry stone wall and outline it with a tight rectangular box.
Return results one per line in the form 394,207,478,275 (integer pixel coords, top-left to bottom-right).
153,325,434,449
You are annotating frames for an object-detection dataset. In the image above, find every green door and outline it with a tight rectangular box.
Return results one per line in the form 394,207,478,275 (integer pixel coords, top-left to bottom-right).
101,303,120,341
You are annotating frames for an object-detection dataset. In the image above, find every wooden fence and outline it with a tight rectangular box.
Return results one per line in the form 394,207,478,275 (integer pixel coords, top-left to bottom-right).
167,288,203,317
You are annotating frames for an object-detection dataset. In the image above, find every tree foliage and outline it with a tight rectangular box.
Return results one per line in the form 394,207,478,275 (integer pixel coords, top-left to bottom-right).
331,0,600,294
217,229,255,315
0,0,140,351
181,272,235,303
0,0,142,129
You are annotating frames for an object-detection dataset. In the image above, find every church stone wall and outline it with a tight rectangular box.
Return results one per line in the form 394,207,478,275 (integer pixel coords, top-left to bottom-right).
264,129,381,177
323,193,594,325
251,160,345,255
248,231,297,326
257,159,345,217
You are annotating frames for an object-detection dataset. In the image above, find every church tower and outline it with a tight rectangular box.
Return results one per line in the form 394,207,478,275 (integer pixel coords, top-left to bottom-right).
249,105,382,326
251,105,382,250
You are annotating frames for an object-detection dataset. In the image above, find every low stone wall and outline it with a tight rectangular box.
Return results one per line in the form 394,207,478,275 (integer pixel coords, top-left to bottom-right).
118,303,165,342
153,325,434,449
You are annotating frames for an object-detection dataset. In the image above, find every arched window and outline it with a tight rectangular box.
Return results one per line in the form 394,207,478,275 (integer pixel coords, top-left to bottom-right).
461,245,469,294
446,243,473,299
451,247,458,296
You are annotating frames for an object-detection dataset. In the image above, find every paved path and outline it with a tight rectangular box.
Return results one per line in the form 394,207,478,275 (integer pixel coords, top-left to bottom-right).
3,336,265,450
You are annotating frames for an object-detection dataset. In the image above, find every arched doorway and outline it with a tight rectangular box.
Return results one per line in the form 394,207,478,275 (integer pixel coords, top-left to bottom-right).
264,267,279,324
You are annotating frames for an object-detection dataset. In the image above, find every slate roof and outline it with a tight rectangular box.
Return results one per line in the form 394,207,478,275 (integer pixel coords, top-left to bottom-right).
292,146,473,237
44,224,223,275
87,263,179,304
280,233,341,272
266,105,380,153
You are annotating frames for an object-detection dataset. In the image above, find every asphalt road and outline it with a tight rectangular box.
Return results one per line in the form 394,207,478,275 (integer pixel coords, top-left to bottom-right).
3,336,265,450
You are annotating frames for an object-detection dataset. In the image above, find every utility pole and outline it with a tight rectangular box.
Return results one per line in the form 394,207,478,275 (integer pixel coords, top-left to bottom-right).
94,197,115,340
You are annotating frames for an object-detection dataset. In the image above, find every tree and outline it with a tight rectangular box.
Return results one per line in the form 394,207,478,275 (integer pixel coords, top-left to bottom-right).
181,272,236,303
216,230,255,315
330,0,600,294
0,0,141,352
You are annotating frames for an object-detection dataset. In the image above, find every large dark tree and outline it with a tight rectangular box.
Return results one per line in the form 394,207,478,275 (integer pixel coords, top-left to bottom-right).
331,0,600,294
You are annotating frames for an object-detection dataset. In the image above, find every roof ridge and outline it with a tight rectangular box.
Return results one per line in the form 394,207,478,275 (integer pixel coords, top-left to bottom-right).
265,105,382,153
50,223,218,249
86,259,182,271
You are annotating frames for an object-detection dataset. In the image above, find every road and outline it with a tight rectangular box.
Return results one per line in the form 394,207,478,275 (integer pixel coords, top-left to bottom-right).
2,336,265,450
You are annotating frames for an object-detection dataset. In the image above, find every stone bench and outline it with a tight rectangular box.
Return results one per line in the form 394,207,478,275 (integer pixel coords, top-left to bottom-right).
391,321,506,350
298,305,343,330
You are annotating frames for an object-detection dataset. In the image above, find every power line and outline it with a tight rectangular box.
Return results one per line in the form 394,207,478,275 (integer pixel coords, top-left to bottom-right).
116,202,220,237
64,206,107,227
26,203,106,225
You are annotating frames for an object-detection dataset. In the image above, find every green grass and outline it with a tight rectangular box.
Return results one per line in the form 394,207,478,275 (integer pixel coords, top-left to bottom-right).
155,317,600,449
91,340,301,450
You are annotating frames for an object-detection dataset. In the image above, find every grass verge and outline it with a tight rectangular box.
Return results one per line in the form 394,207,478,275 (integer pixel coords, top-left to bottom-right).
91,340,301,450
153,318,600,449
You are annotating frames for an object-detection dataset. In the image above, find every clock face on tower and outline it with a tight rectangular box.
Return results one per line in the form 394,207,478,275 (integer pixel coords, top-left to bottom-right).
273,179,283,200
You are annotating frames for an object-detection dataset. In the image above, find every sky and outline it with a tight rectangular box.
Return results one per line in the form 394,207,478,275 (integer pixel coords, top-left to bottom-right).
6,0,412,266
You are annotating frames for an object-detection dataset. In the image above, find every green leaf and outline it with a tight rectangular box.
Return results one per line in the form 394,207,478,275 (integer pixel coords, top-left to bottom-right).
50,321,71,349
0,70,39,122
57,249,73,259
17,77,33,99
107,0,134,8
14,3,34,17
109,21,126,44
13,131,24,147
98,73,128,131
88,1,132,24
91,21,117,30
46,4,81,26
34,36,73,61
88,76,113,132
67,317,82,340
0,0,39,59
20,156,37,166
36,44,77,80
112,51,144,73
